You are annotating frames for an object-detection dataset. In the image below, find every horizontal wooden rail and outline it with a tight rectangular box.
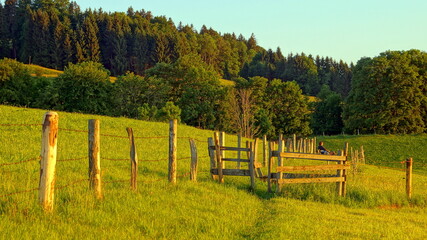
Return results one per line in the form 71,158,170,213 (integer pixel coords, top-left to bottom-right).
209,146,251,152
277,164,350,172
222,158,250,163
272,152,347,162
271,173,337,179
211,169,251,176
278,176,345,184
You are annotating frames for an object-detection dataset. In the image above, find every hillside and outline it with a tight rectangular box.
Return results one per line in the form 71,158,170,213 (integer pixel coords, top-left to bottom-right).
1,105,426,239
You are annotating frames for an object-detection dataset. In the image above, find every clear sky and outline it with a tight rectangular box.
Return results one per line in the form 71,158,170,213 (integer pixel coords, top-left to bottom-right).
76,0,427,64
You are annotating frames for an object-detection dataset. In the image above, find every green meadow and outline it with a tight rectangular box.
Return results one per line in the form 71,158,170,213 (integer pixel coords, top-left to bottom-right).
1,105,426,239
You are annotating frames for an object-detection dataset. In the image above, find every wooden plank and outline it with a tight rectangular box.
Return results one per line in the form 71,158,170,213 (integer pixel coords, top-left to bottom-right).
211,169,251,176
39,112,58,212
222,158,250,163
278,177,345,184
276,164,350,172
278,152,347,161
270,173,337,179
209,146,251,152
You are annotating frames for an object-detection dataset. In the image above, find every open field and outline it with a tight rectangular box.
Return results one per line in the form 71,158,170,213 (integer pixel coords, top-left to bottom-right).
1,105,426,239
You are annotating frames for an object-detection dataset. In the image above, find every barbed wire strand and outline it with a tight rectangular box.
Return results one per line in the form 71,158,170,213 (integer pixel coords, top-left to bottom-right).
57,157,87,162
0,156,41,167
58,128,88,133
134,136,169,139
100,133,128,139
0,123,41,127
102,158,129,161
56,179,88,190
0,187,39,198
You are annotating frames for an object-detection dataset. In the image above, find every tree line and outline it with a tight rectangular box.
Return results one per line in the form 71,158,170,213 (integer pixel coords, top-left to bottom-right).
0,0,352,97
1,0,426,136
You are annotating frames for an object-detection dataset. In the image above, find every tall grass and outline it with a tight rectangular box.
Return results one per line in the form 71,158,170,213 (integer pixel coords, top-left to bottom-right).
1,105,427,239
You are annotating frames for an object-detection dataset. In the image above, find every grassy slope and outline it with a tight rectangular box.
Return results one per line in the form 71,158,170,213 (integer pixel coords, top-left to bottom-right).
1,105,426,239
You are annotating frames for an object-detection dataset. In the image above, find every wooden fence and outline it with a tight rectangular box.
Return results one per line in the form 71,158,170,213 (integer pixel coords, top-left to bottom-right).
208,132,261,191
2,112,201,212
268,135,349,196
1,112,417,213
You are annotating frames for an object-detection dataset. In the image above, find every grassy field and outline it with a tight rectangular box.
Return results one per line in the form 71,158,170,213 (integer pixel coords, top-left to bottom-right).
1,105,426,239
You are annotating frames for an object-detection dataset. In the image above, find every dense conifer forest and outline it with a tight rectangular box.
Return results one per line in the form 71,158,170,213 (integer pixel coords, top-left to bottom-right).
1,0,426,135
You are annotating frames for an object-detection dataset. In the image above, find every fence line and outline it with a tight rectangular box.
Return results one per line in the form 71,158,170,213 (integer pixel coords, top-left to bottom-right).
58,128,88,133
57,157,87,162
55,179,88,190
0,187,39,198
0,156,41,166
0,123,41,127
99,133,128,139
134,136,169,139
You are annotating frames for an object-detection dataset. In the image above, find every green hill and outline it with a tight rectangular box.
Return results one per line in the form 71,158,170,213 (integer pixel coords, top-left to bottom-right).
1,105,426,239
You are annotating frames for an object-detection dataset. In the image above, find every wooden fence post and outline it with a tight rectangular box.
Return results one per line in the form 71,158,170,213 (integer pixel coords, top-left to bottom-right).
208,137,218,180
39,112,58,212
293,134,297,153
214,132,224,183
89,119,102,199
267,141,274,193
261,135,266,167
220,131,226,170
276,134,283,193
337,142,349,197
237,134,242,169
406,158,413,199
189,138,198,182
127,127,138,191
249,140,256,191
169,119,177,184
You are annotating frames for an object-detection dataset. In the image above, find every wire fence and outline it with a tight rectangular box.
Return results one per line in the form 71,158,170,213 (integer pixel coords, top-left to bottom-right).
0,121,213,202
1,120,426,208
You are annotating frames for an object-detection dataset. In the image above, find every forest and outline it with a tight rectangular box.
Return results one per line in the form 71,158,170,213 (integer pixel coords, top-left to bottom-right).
1,0,427,136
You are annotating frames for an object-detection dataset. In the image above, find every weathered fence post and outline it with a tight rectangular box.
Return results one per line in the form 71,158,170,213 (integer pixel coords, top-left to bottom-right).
276,134,284,193
127,127,138,191
39,111,58,212
208,137,218,180
220,131,226,170
189,138,198,182
169,119,177,184
336,142,349,197
406,157,413,199
267,141,274,193
263,135,267,166
293,134,297,153
237,134,242,169
89,119,102,199
214,132,224,183
249,140,257,191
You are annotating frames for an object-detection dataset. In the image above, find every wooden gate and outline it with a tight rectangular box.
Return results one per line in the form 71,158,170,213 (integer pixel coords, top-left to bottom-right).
208,132,258,190
268,135,349,196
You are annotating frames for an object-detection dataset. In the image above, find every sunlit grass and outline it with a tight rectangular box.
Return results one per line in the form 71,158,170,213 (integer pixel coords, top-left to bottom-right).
1,105,427,239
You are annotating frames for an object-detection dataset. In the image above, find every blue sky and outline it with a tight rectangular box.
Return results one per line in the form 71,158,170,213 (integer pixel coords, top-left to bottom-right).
77,0,427,64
